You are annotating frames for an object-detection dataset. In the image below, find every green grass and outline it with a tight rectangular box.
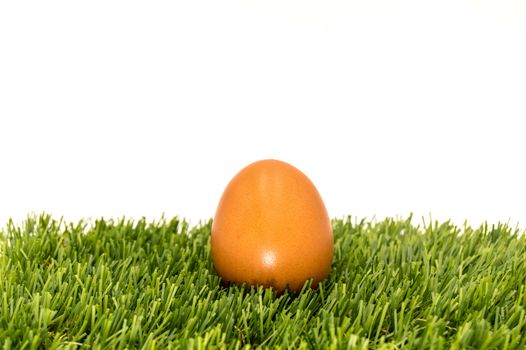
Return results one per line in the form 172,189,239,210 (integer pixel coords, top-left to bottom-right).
1,215,526,349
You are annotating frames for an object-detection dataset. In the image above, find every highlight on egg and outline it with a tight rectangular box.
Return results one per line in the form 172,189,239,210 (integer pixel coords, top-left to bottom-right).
211,159,334,293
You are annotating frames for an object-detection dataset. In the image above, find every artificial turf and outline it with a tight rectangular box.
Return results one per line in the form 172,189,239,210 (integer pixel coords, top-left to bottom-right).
0,215,525,349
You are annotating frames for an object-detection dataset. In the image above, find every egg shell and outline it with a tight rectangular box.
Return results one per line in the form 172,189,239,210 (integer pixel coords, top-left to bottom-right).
211,159,333,293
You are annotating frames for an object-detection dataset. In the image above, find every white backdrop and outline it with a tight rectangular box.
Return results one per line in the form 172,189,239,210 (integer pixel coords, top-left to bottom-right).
1,0,525,229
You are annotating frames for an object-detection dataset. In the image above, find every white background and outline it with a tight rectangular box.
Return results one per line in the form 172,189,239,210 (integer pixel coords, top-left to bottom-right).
1,0,525,229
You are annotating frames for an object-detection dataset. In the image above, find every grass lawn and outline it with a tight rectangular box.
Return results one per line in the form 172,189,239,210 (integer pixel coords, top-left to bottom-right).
0,214,525,349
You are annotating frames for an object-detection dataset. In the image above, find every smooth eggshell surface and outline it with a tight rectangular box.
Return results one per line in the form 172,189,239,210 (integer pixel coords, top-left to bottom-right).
211,159,333,293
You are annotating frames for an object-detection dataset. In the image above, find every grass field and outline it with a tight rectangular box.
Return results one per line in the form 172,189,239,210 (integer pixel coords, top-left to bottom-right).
0,215,525,349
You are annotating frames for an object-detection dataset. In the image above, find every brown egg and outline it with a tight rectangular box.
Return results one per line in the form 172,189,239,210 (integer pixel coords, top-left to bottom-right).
211,159,333,293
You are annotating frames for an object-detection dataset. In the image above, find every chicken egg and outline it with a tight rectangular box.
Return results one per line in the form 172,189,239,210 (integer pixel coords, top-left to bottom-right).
211,159,333,293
